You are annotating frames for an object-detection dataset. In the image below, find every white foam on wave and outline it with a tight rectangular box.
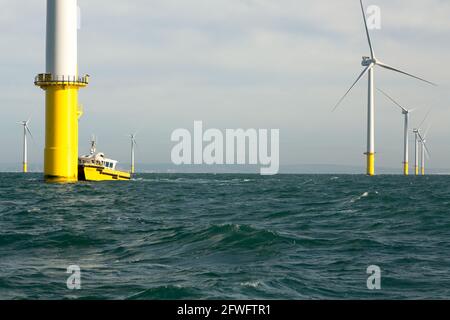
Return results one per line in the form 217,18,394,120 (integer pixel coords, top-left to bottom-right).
350,191,370,203
240,280,262,288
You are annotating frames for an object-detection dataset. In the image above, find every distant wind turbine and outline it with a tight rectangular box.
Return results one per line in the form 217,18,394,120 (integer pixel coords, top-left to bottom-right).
377,88,416,175
333,0,436,176
417,129,431,176
413,110,432,176
20,120,33,173
130,133,137,174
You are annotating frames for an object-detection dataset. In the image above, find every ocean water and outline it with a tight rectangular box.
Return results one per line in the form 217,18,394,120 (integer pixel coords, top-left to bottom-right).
0,173,449,300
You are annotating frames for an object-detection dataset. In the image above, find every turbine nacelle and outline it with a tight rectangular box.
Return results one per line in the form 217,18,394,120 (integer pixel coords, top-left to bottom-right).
130,133,137,146
20,120,30,127
19,119,33,138
361,56,373,66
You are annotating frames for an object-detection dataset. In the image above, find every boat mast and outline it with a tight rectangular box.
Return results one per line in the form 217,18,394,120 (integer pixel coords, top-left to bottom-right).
90,135,96,155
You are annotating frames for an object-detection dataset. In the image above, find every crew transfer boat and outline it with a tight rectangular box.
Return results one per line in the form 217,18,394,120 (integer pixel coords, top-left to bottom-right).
78,138,131,181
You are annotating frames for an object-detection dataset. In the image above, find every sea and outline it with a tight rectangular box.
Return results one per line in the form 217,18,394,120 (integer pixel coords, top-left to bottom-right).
0,173,449,300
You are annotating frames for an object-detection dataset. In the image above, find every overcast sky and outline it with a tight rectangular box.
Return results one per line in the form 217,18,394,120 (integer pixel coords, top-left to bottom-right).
1,0,449,171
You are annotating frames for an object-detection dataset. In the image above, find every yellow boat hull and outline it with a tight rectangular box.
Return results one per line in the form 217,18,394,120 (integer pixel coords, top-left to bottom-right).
78,165,131,181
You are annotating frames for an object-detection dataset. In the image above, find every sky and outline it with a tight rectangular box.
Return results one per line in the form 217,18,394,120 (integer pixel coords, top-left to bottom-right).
1,0,450,172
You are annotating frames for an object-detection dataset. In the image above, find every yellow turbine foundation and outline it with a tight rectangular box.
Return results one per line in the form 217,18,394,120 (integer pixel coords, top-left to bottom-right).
35,74,88,183
44,86,79,182
422,168,425,176
366,153,375,176
23,163,28,173
403,162,409,176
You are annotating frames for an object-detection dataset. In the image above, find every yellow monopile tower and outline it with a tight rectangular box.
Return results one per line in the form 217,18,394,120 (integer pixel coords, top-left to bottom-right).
35,0,88,182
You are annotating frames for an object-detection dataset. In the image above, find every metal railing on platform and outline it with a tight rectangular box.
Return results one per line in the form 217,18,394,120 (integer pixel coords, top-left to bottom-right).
35,73,89,85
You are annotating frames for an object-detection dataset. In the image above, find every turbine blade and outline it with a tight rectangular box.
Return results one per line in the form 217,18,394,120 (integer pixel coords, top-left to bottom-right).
25,125,34,140
333,64,372,112
423,141,431,159
418,125,431,159
376,62,437,86
24,125,37,148
418,108,432,128
417,132,430,158
424,124,432,139
417,132,424,145
360,0,375,59
376,88,408,113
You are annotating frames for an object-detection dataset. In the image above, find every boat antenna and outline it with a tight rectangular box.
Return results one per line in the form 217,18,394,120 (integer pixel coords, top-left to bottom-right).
90,135,97,155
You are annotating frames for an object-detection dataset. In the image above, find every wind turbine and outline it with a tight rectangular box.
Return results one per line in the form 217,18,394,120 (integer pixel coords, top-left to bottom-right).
417,129,431,176
377,88,415,175
20,120,33,173
413,129,420,175
130,133,137,174
333,0,436,176
413,110,432,176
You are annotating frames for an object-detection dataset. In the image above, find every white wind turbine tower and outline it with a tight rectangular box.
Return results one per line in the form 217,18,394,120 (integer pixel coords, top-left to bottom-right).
377,88,416,175
333,0,436,176
130,133,137,174
20,120,33,173
413,129,420,175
